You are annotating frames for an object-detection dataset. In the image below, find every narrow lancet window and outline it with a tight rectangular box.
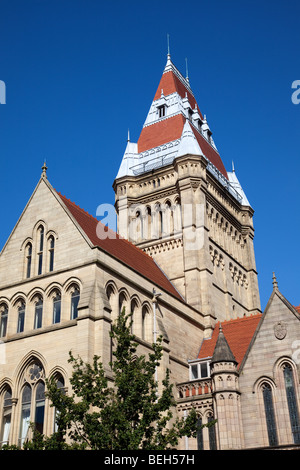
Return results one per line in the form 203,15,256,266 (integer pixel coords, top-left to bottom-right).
34,382,45,435
0,305,8,338
17,302,25,333
70,287,80,320
49,236,55,272
0,388,12,447
262,383,278,446
284,365,300,444
34,298,43,329
26,243,32,278
19,384,32,447
37,226,44,275
52,292,61,324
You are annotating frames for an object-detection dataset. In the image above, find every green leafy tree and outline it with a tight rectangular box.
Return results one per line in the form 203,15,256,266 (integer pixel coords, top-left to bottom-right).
24,308,205,450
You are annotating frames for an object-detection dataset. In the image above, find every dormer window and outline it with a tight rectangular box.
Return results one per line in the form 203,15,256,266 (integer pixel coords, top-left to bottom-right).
158,105,166,118
189,360,210,380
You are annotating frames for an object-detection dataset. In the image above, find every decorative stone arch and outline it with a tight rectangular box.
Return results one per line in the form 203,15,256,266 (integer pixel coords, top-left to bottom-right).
0,378,13,396
45,282,62,299
19,236,33,253
10,292,26,308
45,229,58,241
31,219,47,236
13,351,48,394
27,287,44,304
63,277,82,294
47,365,68,390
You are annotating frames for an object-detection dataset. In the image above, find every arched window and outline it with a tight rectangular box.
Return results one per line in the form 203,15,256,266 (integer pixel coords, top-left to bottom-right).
159,209,163,238
0,305,8,338
48,236,55,272
18,362,45,447
146,206,152,239
19,384,32,446
197,416,203,450
283,364,300,444
17,301,25,333
70,287,80,320
37,226,44,275
53,374,65,432
142,305,150,341
34,297,43,329
34,382,45,435
0,387,12,447
52,292,61,324
25,243,32,279
208,413,217,450
130,299,138,334
262,383,278,446
119,292,127,316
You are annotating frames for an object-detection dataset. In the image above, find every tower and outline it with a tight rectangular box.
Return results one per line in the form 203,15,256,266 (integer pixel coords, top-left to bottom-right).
210,324,244,449
113,53,261,325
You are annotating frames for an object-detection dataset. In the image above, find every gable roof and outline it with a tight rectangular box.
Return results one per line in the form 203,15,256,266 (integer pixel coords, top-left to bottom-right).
56,191,183,301
198,313,262,369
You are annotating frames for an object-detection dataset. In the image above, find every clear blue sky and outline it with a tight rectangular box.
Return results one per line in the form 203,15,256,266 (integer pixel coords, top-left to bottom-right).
0,0,299,310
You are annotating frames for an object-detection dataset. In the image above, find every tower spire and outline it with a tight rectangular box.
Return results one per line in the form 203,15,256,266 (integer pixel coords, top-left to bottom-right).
167,33,171,59
185,57,189,83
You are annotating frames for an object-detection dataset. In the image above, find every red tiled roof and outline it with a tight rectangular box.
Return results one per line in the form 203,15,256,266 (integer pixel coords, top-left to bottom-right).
137,113,228,179
138,114,185,153
198,314,262,369
153,70,202,119
294,305,300,314
57,192,182,300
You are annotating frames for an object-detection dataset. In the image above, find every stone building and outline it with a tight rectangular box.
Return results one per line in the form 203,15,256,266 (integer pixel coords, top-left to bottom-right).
0,53,299,450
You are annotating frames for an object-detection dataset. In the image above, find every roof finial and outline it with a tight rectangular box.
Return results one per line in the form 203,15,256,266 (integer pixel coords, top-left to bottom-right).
167,33,170,58
127,129,130,142
232,161,235,172
41,160,47,179
185,57,189,83
272,272,278,290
